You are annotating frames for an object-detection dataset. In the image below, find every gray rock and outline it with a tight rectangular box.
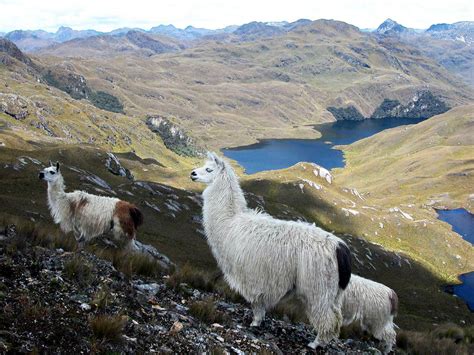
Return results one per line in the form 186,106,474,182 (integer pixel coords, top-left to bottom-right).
105,153,134,180
0,93,29,120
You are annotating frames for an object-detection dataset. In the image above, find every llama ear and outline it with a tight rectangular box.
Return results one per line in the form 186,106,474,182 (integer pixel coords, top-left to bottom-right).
56,162,60,171
206,151,215,161
49,160,53,167
209,152,224,167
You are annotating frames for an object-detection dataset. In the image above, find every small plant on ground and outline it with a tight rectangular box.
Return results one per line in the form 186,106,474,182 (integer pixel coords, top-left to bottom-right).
189,298,229,325
166,263,213,292
63,255,94,285
90,314,126,343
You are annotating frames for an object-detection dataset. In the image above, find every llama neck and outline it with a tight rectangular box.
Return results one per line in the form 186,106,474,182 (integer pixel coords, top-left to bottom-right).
47,175,67,208
203,166,247,225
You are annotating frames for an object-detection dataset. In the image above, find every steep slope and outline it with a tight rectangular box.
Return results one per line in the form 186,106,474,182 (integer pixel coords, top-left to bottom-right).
0,143,473,333
38,19,473,149
336,105,474,211
0,40,196,185
373,20,474,87
36,32,183,58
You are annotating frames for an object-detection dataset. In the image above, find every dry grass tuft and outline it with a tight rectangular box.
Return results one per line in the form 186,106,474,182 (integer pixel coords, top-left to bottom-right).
396,324,474,355
189,298,229,325
166,263,214,292
92,247,163,279
89,314,126,343
63,256,94,285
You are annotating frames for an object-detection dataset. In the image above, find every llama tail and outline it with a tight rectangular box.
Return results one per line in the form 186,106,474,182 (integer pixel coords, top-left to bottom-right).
336,241,351,290
389,289,398,316
129,205,144,229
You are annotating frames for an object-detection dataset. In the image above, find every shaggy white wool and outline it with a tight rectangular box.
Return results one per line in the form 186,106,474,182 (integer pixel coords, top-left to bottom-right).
193,153,351,347
341,275,397,354
40,164,137,248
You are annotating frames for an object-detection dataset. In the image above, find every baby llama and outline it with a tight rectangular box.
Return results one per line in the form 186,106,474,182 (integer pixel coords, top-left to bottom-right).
191,152,352,348
39,162,143,249
341,274,398,354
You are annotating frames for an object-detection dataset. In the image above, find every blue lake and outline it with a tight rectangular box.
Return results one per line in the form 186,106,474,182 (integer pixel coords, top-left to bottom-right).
223,117,426,174
437,208,474,312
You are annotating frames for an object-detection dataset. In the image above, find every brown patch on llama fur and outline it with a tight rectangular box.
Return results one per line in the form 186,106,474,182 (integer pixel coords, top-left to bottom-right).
113,201,142,239
70,197,89,216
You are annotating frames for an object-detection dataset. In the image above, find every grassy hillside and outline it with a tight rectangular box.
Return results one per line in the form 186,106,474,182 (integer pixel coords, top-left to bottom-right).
336,105,474,212
37,20,473,149
0,143,473,332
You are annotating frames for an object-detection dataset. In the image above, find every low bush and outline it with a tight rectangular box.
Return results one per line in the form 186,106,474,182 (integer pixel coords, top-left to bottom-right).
90,314,126,343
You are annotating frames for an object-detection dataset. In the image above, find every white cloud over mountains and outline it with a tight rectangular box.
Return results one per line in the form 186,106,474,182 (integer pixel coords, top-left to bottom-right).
0,0,472,32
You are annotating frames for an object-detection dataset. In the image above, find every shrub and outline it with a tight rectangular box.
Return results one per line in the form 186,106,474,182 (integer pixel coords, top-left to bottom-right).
189,298,229,325
432,323,465,343
166,263,213,292
92,248,163,278
92,285,113,310
90,314,126,343
396,326,473,355
63,256,94,285
270,296,307,324
89,91,124,113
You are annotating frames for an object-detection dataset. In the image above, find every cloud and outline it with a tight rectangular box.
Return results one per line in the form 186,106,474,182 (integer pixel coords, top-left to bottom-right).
0,0,472,32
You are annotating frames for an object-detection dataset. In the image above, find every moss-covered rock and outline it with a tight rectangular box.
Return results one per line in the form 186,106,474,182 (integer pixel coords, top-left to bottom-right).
371,91,450,119
146,116,202,157
327,105,365,121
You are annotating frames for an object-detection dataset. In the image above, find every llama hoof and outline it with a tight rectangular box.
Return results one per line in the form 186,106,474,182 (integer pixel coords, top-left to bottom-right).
250,320,261,327
307,341,320,350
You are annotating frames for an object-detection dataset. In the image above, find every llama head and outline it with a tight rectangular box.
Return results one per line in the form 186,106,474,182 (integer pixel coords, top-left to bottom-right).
39,161,61,183
190,152,225,184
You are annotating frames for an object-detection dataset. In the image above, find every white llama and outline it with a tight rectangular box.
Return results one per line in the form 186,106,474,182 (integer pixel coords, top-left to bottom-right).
39,162,143,249
341,275,398,354
191,152,352,348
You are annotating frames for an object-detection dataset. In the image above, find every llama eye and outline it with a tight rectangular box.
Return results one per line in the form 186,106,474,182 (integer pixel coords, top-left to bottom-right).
50,171,56,175
206,168,213,173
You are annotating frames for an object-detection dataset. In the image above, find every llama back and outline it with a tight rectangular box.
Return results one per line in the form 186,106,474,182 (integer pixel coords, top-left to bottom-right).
342,275,396,325
69,191,119,241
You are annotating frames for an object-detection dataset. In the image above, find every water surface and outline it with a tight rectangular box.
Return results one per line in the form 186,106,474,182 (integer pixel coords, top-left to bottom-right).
223,117,426,174
437,208,474,311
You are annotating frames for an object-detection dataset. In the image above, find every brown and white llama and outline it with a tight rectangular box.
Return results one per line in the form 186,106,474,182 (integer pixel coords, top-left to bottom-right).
39,162,143,249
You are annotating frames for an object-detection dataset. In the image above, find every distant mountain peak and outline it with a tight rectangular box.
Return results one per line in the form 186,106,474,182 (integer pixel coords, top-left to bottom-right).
376,18,409,35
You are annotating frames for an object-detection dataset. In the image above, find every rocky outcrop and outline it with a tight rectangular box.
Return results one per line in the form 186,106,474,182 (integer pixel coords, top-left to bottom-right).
146,116,202,157
327,105,365,121
42,68,91,100
0,230,384,354
42,66,124,113
0,93,29,120
371,91,450,119
125,31,179,54
105,153,134,180
328,91,449,121
0,38,36,68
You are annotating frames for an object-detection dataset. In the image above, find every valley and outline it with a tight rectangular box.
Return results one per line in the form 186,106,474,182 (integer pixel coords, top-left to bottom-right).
0,15,473,352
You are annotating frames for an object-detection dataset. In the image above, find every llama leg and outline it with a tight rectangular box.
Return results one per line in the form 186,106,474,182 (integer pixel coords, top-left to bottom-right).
374,323,396,354
125,238,138,252
75,234,86,251
250,303,266,327
307,303,342,349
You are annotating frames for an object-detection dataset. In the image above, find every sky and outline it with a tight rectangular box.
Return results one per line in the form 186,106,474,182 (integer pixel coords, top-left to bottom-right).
0,0,472,33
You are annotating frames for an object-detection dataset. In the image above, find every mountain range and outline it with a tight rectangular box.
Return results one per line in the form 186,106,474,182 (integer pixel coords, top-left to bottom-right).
3,18,473,48
1,14,474,349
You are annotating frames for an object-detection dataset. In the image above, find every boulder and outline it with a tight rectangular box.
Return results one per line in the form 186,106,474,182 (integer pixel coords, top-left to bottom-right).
0,93,29,120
